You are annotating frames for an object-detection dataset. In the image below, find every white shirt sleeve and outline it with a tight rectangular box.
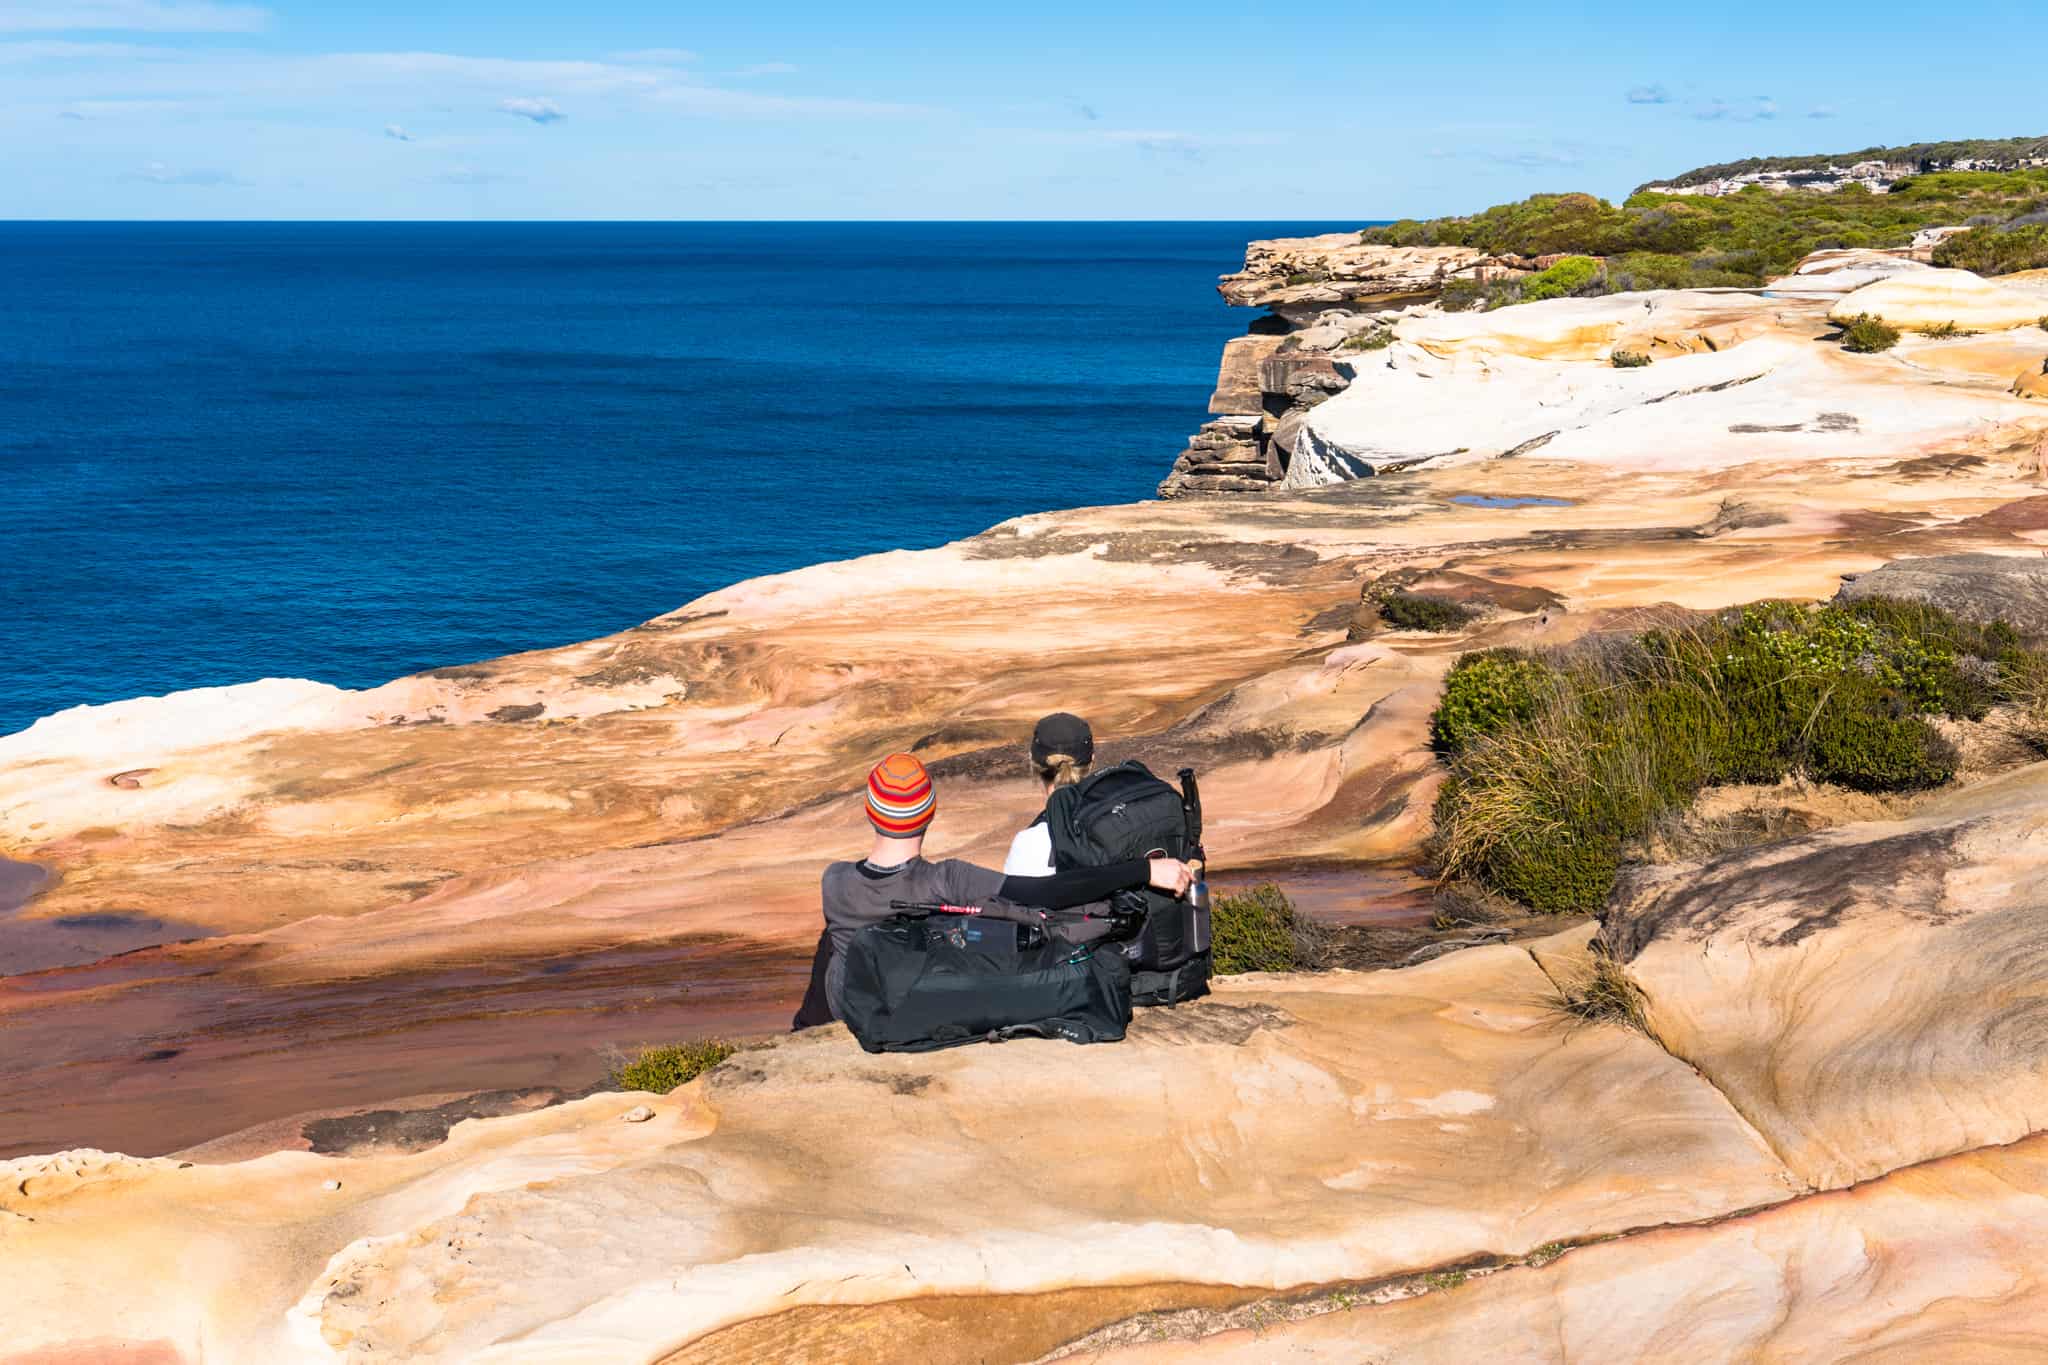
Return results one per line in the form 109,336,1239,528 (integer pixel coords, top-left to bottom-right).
1002,823,1057,877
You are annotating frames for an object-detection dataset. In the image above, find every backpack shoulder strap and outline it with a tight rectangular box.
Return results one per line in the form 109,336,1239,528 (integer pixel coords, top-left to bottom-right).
1042,785,1083,870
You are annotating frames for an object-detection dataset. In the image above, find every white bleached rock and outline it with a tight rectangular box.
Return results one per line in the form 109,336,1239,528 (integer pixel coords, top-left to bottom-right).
1288,290,2042,486
1830,267,2048,333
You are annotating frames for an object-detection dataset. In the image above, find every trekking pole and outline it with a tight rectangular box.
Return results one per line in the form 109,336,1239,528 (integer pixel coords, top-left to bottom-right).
889,900,984,915
1178,768,1210,912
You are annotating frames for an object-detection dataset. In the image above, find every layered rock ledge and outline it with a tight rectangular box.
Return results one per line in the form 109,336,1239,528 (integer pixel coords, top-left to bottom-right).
9,764,2048,1362
1163,237,2048,498
6,227,2048,1363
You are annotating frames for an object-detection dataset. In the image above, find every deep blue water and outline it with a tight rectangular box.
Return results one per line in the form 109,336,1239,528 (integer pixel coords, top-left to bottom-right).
0,221,1355,736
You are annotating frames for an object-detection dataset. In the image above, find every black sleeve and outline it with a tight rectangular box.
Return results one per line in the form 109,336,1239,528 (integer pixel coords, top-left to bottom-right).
790,928,835,1030
997,858,1151,910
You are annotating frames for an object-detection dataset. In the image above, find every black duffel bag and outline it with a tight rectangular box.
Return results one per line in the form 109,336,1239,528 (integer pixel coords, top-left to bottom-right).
838,912,1133,1054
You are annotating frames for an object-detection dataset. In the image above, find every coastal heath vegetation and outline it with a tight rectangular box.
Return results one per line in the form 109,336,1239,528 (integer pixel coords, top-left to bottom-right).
1210,883,1330,974
1656,136,2048,189
1340,325,1397,352
1841,313,1902,353
1932,221,2048,276
609,1039,736,1092
1366,170,2048,309
1377,590,1477,633
1428,599,2040,914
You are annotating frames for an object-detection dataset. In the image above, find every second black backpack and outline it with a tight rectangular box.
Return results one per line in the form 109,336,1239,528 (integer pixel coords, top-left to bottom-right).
1043,760,1212,1007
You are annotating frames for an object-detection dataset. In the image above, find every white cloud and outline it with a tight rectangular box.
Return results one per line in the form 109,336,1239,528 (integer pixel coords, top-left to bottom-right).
1489,146,1583,168
732,61,796,77
0,40,931,128
1625,84,1671,105
1419,137,1620,170
125,159,244,184
321,52,660,94
609,47,697,64
61,96,190,115
432,166,518,185
0,0,268,32
499,95,564,124
644,83,921,117
1809,104,1839,119
1694,95,1778,123
384,122,412,141
1080,129,1206,162
0,38,171,58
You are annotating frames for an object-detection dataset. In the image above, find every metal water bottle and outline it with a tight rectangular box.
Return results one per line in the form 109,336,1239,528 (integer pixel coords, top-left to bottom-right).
1188,860,1212,955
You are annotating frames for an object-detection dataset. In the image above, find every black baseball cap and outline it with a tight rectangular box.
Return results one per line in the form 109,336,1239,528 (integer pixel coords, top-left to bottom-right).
1030,712,1094,766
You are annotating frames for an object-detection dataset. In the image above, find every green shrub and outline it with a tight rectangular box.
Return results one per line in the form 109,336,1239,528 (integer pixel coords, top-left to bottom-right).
1379,591,1475,633
1610,349,1652,368
1439,278,1484,312
612,1040,735,1093
1932,222,2048,276
2039,316,2048,332
1283,269,1329,287
1841,313,1901,353
1519,255,1603,302
1341,326,1396,352
1834,597,2020,718
1427,597,2036,913
1210,884,1329,975
1915,320,1976,339
1659,140,2048,191
1805,677,1959,791
1430,649,1551,754
1365,168,2048,300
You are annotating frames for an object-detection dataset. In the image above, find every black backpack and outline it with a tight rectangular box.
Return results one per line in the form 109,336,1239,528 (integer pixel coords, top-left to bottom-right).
838,912,1133,1053
1043,761,1212,1007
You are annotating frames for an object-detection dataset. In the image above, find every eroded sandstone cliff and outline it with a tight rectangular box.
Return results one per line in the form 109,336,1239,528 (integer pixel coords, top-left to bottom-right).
1162,235,2048,498
5,224,2048,1364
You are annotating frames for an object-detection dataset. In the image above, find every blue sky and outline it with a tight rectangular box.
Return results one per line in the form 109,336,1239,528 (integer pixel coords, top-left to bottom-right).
3,0,2041,219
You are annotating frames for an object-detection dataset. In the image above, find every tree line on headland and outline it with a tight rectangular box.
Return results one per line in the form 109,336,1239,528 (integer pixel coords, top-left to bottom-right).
1364,138,2048,309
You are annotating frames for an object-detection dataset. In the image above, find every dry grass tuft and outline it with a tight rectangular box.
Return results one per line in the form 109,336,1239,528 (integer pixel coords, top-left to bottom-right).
1550,948,1651,1034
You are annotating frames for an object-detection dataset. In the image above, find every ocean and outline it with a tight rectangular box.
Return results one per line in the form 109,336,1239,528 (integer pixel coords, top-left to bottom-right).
0,221,1352,737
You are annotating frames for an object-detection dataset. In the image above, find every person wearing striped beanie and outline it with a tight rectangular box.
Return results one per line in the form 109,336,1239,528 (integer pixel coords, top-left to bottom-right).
790,751,1194,1028
864,751,937,837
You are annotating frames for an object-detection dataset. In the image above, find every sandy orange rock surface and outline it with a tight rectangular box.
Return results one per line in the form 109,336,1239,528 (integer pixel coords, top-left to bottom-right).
6,253,2048,1362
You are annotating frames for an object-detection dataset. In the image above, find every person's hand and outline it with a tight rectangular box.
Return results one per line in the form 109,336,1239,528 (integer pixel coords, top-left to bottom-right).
1147,858,1193,897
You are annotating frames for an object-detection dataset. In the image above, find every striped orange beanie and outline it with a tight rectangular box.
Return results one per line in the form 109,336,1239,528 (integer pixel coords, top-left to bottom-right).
865,753,936,837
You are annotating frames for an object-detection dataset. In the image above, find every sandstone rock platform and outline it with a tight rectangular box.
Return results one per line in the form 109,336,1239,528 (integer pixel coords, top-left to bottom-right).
8,236,2048,1363
9,764,2048,1362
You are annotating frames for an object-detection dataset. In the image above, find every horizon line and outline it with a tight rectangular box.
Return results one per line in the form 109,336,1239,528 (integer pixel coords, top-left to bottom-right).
0,217,1393,226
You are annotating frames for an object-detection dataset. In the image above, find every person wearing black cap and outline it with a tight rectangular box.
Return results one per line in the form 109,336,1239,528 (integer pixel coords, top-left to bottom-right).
1002,712,1095,876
